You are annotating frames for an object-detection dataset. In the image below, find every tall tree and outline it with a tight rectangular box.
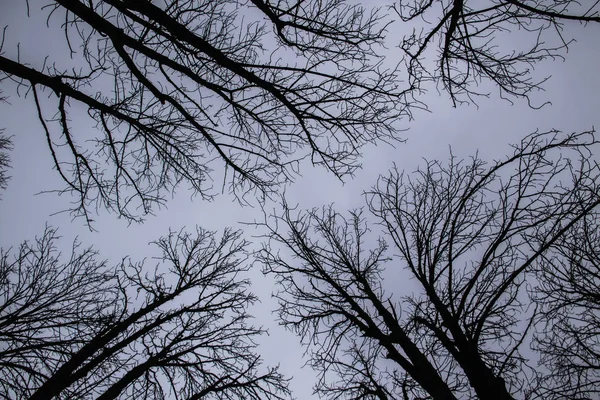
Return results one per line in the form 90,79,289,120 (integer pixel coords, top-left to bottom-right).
395,0,600,106
257,130,600,399
0,226,290,400
0,0,412,223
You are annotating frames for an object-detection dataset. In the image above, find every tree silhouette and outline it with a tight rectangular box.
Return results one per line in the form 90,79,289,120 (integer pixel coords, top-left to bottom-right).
532,212,600,399
0,226,290,400
2,2,599,399
0,0,413,223
395,0,600,106
257,130,600,399
3,1,599,223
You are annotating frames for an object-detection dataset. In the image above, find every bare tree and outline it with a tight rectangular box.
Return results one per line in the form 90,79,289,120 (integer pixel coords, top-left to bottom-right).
257,130,600,399
532,211,600,399
2,1,598,223
394,0,600,106
0,0,414,223
0,226,290,400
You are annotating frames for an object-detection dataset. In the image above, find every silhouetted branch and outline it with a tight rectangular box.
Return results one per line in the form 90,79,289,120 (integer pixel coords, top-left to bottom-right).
393,0,600,106
532,210,600,399
257,130,600,399
0,226,290,399
0,0,414,223
0,128,11,196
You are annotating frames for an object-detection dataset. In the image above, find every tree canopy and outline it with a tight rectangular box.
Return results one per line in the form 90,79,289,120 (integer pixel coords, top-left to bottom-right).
396,0,600,106
0,0,413,222
0,226,290,399
0,0,598,221
258,130,600,399
1,1,600,399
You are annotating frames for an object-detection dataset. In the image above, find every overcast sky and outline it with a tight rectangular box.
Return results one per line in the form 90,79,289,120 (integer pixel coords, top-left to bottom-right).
0,1,599,398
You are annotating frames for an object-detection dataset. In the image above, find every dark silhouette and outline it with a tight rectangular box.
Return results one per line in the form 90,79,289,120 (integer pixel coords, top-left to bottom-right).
0,0,413,223
2,1,599,223
395,0,600,106
0,128,10,195
533,212,600,399
257,130,600,399
0,226,290,399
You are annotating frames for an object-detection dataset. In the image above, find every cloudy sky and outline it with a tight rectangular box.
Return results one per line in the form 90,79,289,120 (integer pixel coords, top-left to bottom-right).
0,1,599,398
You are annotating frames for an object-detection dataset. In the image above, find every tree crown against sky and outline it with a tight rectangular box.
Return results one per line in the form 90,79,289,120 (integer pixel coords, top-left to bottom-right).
395,0,600,107
0,0,413,223
0,1,599,399
0,226,290,400
0,0,598,223
257,130,600,399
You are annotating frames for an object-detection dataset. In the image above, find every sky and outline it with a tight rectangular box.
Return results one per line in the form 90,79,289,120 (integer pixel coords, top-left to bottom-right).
0,1,599,399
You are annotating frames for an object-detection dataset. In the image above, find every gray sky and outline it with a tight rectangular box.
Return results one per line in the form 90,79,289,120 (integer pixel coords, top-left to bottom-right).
0,1,599,398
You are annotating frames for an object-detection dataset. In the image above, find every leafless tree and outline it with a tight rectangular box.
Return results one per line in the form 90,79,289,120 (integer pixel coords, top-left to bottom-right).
532,210,600,399
394,0,600,106
0,226,290,400
257,130,600,399
0,0,414,223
